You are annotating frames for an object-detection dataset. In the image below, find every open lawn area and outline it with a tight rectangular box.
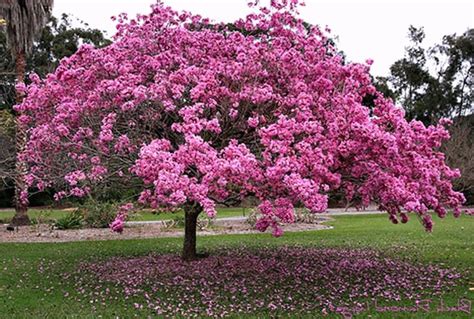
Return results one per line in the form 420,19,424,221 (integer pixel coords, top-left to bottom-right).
0,207,249,224
0,213,473,318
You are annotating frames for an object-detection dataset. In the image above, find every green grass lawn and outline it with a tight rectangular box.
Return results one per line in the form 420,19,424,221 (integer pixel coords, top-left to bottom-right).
0,214,472,318
0,207,249,223
130,206,250,221
0,208,67,223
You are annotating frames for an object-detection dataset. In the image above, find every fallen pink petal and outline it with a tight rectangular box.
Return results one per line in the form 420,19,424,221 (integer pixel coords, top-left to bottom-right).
66,246,465,317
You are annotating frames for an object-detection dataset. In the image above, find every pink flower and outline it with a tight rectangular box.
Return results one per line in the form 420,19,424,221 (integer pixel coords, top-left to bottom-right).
255,217,271,232
247,116,259,128
65,170,86,186
110,218,124,233
53,191,67,201
272,225,283,237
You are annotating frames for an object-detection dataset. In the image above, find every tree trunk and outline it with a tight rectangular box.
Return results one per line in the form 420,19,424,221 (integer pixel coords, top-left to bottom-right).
182,203,202,261
11,50,29,226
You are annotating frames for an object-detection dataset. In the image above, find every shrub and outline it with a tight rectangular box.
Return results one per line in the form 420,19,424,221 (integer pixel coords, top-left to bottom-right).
80,199,117,228
293,209,328,224
54,210,84,230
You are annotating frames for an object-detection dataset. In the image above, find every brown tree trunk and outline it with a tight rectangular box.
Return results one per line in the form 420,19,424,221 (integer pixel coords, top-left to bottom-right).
11,50,29,226
182,202,202,261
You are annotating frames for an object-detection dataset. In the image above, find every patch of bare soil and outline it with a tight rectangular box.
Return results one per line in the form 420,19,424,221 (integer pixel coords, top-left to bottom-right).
0,218,333,243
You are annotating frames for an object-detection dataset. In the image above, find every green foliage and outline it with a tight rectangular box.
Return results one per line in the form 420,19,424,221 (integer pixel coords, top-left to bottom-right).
80,199,117,229
387,26,473,124
54,210,83,230
0,110,15,200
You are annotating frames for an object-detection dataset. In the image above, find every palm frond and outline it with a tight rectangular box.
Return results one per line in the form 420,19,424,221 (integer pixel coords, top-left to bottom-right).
0,0,54,57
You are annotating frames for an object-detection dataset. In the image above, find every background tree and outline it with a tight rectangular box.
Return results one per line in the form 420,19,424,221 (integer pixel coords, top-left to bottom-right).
0,0,54,225
385,26,473,124
442,115,474,204
430,28,473,119
0,110,15,204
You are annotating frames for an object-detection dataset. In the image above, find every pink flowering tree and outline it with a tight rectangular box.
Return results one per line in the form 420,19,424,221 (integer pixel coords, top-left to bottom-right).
16,0,465,260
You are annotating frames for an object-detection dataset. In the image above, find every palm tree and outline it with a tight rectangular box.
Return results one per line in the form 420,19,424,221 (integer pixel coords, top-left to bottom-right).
0,0,54,225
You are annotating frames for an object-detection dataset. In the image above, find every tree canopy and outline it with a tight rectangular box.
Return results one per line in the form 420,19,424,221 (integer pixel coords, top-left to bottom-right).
15,0,466,258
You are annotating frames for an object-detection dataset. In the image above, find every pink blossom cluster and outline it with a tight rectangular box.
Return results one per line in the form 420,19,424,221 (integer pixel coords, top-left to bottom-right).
16,0,464,234
131,137,261,217
109,203,134,233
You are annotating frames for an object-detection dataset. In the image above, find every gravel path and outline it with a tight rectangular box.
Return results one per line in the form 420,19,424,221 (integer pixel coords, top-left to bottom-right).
0,216,334,243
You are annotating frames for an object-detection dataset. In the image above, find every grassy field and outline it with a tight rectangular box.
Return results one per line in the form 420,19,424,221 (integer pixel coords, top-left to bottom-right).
0,214,472,318
0,207,249,223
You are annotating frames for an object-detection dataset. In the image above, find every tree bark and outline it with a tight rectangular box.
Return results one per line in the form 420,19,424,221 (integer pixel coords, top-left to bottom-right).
11,50,29,226
182,202,202,261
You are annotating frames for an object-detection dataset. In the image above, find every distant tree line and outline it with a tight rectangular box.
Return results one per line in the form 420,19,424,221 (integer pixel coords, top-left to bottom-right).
368,26,473,124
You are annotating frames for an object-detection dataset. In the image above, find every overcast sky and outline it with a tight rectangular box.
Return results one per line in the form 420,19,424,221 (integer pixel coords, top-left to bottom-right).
53,0,473,77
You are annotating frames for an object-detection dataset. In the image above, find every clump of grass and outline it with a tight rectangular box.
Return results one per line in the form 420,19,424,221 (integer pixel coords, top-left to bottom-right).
54,210,84,230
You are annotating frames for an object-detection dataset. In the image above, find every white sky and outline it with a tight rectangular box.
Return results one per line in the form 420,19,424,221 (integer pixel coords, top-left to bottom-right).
53,0,473,77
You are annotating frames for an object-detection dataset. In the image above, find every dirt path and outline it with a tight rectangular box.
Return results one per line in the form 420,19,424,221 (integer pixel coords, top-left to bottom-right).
0,217,333,243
